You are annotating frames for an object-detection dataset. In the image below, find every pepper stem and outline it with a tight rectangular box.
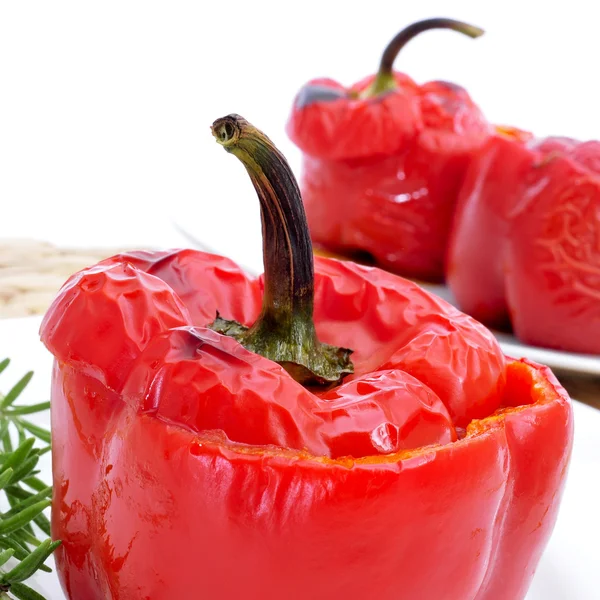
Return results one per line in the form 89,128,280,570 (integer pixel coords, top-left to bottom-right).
209,114,353,386
365,18,484,97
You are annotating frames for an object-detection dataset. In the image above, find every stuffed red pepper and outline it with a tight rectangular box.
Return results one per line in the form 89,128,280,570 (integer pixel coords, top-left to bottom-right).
41,115,573,600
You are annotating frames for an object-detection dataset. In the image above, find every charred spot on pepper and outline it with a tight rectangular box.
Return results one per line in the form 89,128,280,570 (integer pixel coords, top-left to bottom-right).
315,245,377,267
428,80,468,94
349,249,377,266
295,85,348,109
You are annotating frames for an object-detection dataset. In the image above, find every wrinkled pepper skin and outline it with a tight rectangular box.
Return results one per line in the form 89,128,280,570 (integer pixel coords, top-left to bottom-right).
287,74,490,282
447,134,600,354
41,249,573,600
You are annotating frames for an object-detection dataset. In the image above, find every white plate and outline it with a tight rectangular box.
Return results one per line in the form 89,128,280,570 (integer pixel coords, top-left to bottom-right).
1,316,598,600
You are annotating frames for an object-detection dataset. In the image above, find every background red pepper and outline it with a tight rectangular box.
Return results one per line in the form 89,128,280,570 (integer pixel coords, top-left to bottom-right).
447,132,600,354
40,115,573,600
287,19,491,281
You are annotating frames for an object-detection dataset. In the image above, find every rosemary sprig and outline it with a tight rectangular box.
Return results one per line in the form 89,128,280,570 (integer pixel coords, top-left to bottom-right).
0,359,59,600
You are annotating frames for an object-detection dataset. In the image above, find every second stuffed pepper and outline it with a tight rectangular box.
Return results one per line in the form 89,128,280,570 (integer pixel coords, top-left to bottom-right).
287,18,492,281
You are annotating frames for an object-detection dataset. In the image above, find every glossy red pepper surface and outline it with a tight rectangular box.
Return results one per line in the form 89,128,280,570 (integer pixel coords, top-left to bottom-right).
40,249,573,600
447,133,600,354
287,21,491,281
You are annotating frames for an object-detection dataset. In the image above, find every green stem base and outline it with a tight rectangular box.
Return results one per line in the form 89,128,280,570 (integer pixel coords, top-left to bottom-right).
210,314,353,387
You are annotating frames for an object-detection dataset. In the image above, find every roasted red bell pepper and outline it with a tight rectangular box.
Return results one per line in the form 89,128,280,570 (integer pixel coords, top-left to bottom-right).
287,18,492,281
448,131,600,354
41,115,572,600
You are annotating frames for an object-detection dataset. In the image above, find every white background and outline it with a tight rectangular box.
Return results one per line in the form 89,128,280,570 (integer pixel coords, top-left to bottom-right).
1,1,600,260
1,2,600,598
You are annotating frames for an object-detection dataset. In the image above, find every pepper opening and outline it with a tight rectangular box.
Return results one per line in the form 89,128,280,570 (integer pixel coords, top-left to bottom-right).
364,18,484,97
209,114,354,387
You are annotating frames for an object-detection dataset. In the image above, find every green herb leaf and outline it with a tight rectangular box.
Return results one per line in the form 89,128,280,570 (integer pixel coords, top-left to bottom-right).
0,374,33,410
5,492,53,537
5,404,51,417
21,478,47,494
2,429,13,455
0,423,9,447
0,549,14,567
0,501,50,536
0,440,35,475
14,423,50,446
0,538,29,562
8,456,40,487
4,489,52,518
0,539,51,574
3,487,28,501
10,530,41,550
8,582,48,600
1,539,60,585
0,470,14,491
